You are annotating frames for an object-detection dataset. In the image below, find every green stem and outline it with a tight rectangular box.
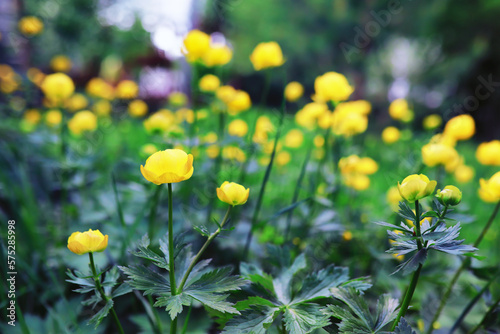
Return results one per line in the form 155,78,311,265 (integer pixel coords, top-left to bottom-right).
181,304,192,334
391,264,423,331
425,200,500,334
147,295,163,334
178,206,232,292
467,293,500,334
148,185,162,241
167,183,177,334
88,253,124,334
414,200,423,250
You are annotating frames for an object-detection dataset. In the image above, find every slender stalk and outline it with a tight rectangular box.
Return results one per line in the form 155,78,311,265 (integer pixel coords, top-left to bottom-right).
88,253,124,334
178,206,232,292
414,200,423,251
167,183,178,334
467,293,500,334
147,295,163,334
426,200,500,334
148,185,162,241
181,304,193,334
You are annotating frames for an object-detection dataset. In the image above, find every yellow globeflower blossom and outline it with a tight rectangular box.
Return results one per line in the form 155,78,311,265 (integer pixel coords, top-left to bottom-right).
454,165,474,184
284,81,304,102
339,155,378,175
182,30,211,62
199,74,221,92
342,231,353,241
66,93,89,112
115,80,139,99
217,181,250,206
226,90,252,115
389,99,413,122
476,140,500,166
423,114,442,130
24,109,41,125
284,129,304,148
18,16,43,36
128,99,148,117
276,151,291,166
228,119,248,137
387,186,403,211
343,173,370,191
86,78,114,100
444,114,475,141
169,92,188,107
45,109,62,127
202,132,218,144
421,143,459,167
314,135,325,147
140,149,194,185
398,174,437,202
331,112,368,137
222,146,246,162
313,72,353,103
68,110,98,135
144,112,172,133
250,42,285,71
478,172,500,203
295,102,329,129
41,73,75,104
202,45,233,67
206,145,220,159
216,85,237,104
336,100,372,115
67,229,108,255
382,126,401,144
176,108,194,124
93,99,112,116
436,185,462,206
50,55,72,73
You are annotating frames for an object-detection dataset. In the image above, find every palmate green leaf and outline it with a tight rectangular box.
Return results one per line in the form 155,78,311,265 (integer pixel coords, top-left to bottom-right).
131,235,170,270
88,299,113,328
284,303,331,334
235,296,277,311
185,266,247,292
185,290,239,314
66,270,95,294
118,264,171,295
394,317,417,334
398,202,417,222
273,253,307,304
154,293,191,319
222,305,280,334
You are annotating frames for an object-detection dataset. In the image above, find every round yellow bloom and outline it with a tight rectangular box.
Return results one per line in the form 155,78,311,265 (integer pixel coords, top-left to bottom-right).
128,99,148,117
86,78,114,100
27,67,45,86
18,16,43,36
199,74,221,92
24,109,41,125
276,151,291,166
93,99,112,116
389,99,413,122
387,186,403,211
202,45,233,67
67,229,108,255
41,73,75,103
343,174,370,191
342,231,353,241
115,80,139,99
313,72,353,103
336,100,372,115
202,132,218,144
216,85,237,103
284,129,304,148
144,112,172,133
421,143,459,167
444,114,475,141
141,143,159,157
226,90,252,115
454,165,474,184
314,135,325,147
182,30,211,62
222,146,246,162
398,174,437,202
176,108,195,124
331,112,368,137
284,81,304,102
228,119,248,137
436,185,462,206
249,42,285,71
478,172,500,203
68,110,98,135
423,114,442,130
169,92,188,107
66,93,89,112
217,181,249,206
382,126,401,144
50,55,72,73
339,155,378,175
45,109,62,127
206,145,220,159
140,149,194,185
476,140,500,166
295,102,329,129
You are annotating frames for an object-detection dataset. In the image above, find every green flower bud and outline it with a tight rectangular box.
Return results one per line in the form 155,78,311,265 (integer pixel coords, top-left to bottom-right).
436,185,462,206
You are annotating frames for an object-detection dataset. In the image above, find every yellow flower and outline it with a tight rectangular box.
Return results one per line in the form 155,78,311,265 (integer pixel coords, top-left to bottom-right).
313,72,353,103
41,73,75,103
24,109,41,125
115,80,139,99
444,114,475,141
331,112,368,137
387,186,403,211
67,229,108,255
228,119,248,137
86,78,114,100
284,129,304,148
128,99,148,117
199,74,221,92
202,132,218,144
249,42,285,71
45,109,62,127
276,151,291,166
454,165,474,184
314,135,325,147
182,30,211,62
144,112,172,133
169,92,188,107
423,114,442,130
217,181,250,206
226,90,252,115
421,143,459,167
68,110,98,135
476,140,500,166
216,85,236,103
176,108,195,124
253,116,275,144
284,81,304,102
141,144,159,157
18,16,43,36
93,99,112,116
50,55,72,73
398,174,437,202
295,102,329,129
478,172,500,203
382,126,401,144
336,100,372,115
140,149,194,185
343,173,370,191
202,45,233,67
27,67,45,86
206,145,220,159
222,146,246,162
389,99,413,122
65,93,89,112
339,155,378,175
436,185,462,206
342,231,353,241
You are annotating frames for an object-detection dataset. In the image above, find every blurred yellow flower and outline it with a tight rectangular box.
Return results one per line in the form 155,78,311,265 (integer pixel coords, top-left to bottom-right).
343,173,370,191
342,231,353,241
398,174,437,202
454,165,474,184
140,149,194,185
444,114,475,141
314,135,325,147
276,151,291,166
141,143,159,157
67,229,108,255
68,110,98,135
18,16,43,36
478,172,500,203
313,72,353,103
339,155,378,175
331,111,368,137
284,81,304,102
182,30,211,62
216,85,236,103
423,114,442,130
249,42,285,71
115,80,139,99
295,102,329,129
199,74,221,92
45,109,62,127
128,99,148,117
421,143,459,167
436,185,462,206
24,109,41,125
284,129,304,148
27,67,45,86
337,100,372,115
169,92,188,107
389,99,413,122
144,112,172,133
217,181,250,206
86,78,114,100
202,45,232,67
381,126,401,144
476,140,500,166
92,99,112,116
387,186,403,211
228,119,248,137
176,108,195,123
66,93,89,112
226,90,252,115
50,55,72,73
202,132,218,144
253,116,274,144
41,73,75,103
223,146,246,162
206,145,220,159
